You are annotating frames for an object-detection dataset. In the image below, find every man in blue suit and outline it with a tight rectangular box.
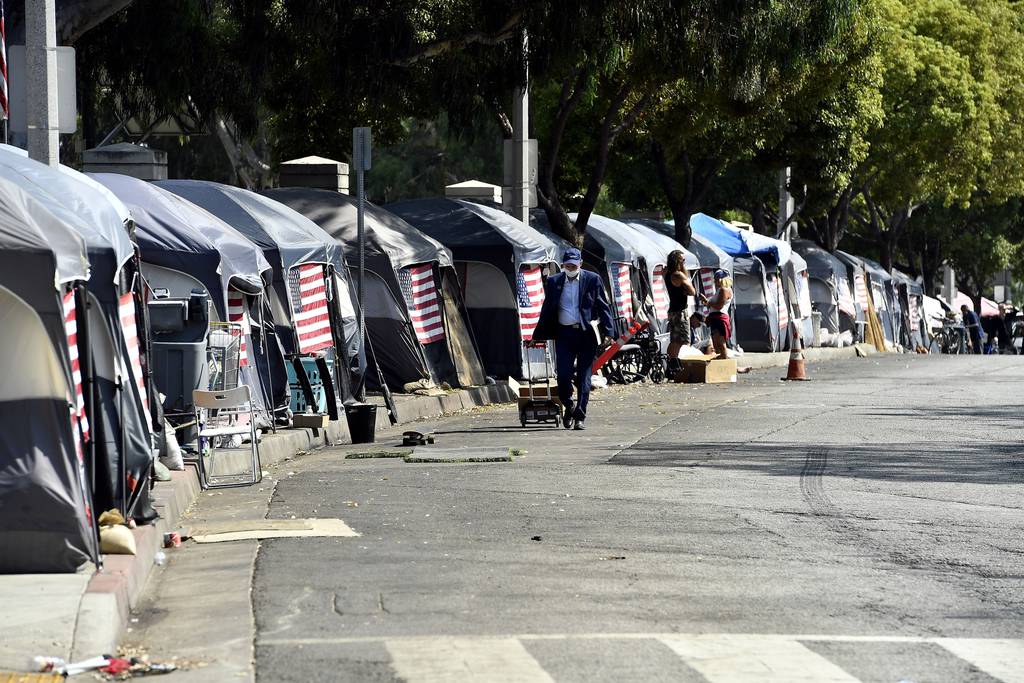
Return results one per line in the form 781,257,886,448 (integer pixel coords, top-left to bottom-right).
533,248,615,430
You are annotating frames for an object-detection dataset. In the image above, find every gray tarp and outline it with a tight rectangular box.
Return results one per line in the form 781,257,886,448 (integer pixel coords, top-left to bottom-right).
0,178,97,572
92,174,271,317
388,197,559,269
0,146,134,278
94,174,283,420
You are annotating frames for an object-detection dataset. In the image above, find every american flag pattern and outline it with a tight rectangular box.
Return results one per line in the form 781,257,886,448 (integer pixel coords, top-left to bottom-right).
0,0,7,121
119,293,152,427
290,264,333,354
227,290,250,367
699,268,716,296
652,265,669,320
610,262,633,323
909,295,920,332
63,291,89,443
402,264,445,344
516,265,545,341
837,278,857,317
853,273,869,310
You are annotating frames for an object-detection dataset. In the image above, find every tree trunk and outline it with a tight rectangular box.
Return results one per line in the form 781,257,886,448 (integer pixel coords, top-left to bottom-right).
650,141,720,248
537,68,588,245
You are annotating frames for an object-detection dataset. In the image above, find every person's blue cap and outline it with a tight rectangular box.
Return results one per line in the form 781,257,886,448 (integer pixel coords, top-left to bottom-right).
714,268,728,279
562,247,582,266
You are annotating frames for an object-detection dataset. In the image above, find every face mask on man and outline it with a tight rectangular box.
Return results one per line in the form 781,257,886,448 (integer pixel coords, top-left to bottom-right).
563,266,581,279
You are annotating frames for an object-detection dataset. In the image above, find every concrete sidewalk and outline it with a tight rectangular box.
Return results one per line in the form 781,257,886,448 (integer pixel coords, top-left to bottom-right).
0,384,514,673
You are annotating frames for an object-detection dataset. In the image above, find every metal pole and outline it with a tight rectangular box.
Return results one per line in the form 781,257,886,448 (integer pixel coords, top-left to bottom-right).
25,0,59,165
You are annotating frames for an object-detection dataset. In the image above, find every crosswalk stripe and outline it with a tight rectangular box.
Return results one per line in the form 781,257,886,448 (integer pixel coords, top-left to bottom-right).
935,638,1024,683
386,637,554,683
261,633,1024,683
657,635,860,683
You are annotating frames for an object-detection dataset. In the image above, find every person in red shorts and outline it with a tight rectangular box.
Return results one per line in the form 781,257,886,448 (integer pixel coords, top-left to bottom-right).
699,269,733,359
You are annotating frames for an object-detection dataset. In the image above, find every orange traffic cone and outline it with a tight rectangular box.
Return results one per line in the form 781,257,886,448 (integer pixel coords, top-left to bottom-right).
782,325,810,381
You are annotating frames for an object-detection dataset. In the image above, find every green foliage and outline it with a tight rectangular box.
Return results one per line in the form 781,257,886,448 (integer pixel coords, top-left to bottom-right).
365,114,503,204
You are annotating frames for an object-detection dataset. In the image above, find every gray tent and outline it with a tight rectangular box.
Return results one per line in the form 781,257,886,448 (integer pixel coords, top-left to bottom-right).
861,256,901,347
892,268,926,350
838,251,897,348
93,174,286,424
792,240,857,346
158,180,366,405
0,177,99,572
264,188,486,391
732,256,779,352
621,221,700,338
0,150,158,521
387,197,559,380
833,250,870,342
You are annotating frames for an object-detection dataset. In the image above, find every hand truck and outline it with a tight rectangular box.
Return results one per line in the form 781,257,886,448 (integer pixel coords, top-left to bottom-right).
519,341,562,427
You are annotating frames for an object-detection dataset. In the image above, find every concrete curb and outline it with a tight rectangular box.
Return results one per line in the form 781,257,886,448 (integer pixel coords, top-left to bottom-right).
65,384,517,662
740,343,877,370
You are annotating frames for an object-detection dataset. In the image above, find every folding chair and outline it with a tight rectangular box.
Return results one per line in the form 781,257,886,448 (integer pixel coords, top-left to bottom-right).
191,385,262,489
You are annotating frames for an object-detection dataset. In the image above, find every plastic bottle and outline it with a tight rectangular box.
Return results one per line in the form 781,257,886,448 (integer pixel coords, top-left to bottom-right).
31,655,65,672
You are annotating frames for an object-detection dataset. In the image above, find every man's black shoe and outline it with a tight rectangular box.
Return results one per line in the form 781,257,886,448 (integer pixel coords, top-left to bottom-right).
563,406,574,429
573,419,586,431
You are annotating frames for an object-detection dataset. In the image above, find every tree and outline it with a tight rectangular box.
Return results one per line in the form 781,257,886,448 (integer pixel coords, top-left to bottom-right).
942,199,1024,311
848,0,1008,271
635,0,869,245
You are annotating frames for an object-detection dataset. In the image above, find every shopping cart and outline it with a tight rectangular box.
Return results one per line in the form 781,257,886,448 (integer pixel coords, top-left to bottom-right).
518,341,562,427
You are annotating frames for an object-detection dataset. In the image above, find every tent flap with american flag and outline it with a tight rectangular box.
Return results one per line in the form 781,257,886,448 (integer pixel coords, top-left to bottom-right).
401,263,445,345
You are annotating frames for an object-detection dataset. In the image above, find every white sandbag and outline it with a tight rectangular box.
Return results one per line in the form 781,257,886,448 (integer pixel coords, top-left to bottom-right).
160,419,185,470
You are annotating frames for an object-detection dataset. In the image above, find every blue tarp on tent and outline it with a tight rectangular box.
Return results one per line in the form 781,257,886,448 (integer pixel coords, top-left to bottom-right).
689,213,792,266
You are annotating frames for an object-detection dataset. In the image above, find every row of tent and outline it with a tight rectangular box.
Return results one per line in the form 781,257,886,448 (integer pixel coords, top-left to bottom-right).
0,147,930,572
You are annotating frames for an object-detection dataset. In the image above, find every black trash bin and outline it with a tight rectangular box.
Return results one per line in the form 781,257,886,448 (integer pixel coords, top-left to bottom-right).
345,404,377,444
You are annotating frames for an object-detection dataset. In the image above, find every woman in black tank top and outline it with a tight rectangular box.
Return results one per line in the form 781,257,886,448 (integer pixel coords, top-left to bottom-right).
665,250,696,367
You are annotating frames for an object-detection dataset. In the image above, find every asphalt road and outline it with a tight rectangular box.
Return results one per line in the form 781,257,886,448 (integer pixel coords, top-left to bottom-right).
134,354,1024,682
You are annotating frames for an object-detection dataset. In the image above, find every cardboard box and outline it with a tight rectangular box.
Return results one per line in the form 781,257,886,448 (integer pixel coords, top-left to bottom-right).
679,354,738,384
507,376,560,402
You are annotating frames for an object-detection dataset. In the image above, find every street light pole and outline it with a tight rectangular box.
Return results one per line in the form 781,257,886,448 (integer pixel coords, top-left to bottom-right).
25,0,60,166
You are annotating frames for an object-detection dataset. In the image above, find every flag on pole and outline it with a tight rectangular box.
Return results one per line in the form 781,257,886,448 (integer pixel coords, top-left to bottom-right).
0,0,8,121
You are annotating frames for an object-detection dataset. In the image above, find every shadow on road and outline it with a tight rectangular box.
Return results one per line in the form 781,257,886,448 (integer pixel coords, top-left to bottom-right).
611,441,1024,484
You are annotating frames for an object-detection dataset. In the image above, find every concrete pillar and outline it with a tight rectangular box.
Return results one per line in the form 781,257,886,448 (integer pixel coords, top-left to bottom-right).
83,143,168,180
446,180,502,204
26,0,60,166
279,156,349,194
941,265,956,300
